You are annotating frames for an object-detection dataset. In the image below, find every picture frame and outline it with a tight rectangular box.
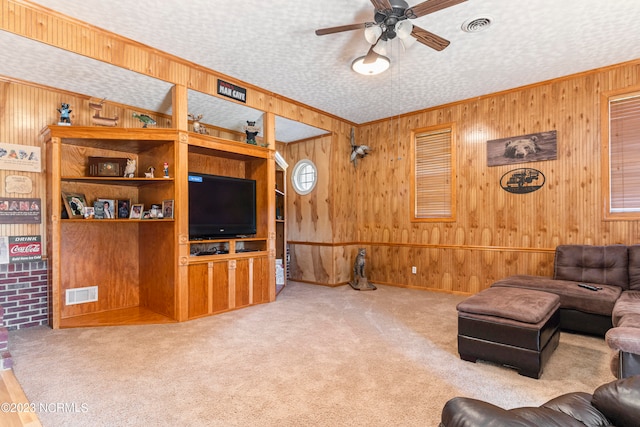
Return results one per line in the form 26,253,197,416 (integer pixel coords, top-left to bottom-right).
487,130,558,167
149,204,162,218
62,192,87,219
129,203,143,219
117,199,131,219
96,198,116,219
162,199,174,219
141,210,152,220
84,207,95,219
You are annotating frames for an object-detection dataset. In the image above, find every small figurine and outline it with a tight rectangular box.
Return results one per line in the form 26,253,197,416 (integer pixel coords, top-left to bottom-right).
132,113,157,128
57,103,72,125
89,98,118,127
123,159,137,178
163,162,169,178
188,113,209,134
144,166,155,178
243,121,260,145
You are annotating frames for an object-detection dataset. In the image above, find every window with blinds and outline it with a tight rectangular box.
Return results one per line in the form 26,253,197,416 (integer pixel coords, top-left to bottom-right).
604,91,640,218
411,124,456,222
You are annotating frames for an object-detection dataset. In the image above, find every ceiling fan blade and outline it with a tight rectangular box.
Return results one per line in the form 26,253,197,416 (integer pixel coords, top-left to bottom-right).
315,22,367,36
362,46,380,64
370,0,393,11
408,0,467,18
411,26,450,51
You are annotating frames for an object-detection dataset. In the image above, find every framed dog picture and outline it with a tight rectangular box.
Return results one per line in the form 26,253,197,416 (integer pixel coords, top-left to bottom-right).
62,192,87,219
487,130,557,167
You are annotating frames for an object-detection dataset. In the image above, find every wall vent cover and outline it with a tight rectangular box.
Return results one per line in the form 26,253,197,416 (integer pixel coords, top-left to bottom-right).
66,286,98,305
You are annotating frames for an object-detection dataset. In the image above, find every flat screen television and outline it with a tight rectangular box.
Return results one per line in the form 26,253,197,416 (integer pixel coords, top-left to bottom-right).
188,172,257,239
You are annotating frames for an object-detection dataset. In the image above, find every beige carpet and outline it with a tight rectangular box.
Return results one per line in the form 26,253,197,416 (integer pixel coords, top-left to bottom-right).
9,282,613,426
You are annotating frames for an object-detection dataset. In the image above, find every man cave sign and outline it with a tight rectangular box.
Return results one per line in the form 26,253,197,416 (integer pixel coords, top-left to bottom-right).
487,130,557,167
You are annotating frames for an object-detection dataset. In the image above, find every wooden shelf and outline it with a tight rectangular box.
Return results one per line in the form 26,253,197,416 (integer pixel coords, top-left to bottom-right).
44,115,277,328
59,307,177,328
61,177,174,186
44,125,179,329
61,218,174,223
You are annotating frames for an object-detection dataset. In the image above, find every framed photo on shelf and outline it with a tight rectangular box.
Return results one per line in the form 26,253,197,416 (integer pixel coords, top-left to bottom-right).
141,210,152,220
96,198,116,219
84,207,95,219
147,204,159,218
117,199,131,219
62,192,87,219
129,203,143,219
162,199,174,219
92,201,105,219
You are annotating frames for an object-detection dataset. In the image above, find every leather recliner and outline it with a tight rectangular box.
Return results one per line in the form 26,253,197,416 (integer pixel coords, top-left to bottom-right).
439,375,640,427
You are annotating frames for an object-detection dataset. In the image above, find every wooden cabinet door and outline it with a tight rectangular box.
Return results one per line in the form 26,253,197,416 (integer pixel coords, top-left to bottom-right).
235,259,251,308
188,263,209,319
252,256,269,304
211,260,230,313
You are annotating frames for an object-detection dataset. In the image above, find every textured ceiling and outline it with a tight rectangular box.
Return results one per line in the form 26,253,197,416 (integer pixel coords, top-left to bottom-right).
2,0,640,140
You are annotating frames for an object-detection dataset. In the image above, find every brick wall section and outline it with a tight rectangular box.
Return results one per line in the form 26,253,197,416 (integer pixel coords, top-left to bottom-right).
0,261,49,331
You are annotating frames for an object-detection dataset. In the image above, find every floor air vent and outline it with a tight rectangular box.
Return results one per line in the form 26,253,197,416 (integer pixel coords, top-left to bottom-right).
66,286,98,305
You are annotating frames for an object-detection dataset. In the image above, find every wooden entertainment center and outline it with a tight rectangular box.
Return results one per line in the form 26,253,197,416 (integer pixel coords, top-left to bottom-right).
43,116,277,328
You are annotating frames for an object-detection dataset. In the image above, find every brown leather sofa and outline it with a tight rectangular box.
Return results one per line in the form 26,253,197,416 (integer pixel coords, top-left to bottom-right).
440,375,640,427
491,244,640,378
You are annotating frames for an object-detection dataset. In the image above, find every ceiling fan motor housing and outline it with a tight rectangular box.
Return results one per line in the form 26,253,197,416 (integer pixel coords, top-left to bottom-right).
374,0,411,40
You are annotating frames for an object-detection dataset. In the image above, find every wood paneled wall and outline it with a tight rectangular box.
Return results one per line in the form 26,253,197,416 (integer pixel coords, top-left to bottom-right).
284,119,358,286
284,60,640,292
0,77,173,248
3,0,640,295
0,0,342,133
351,61,640,293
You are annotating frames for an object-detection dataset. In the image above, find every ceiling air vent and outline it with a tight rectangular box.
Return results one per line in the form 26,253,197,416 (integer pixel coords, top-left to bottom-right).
461,16,493,33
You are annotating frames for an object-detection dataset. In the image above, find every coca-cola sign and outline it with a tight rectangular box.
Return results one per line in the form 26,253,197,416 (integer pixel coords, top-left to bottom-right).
7,235,42,263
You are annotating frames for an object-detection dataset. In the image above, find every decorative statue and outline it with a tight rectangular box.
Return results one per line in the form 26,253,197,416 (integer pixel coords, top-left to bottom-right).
349,248,376,291
243,121,260,145
123,159,137,178
89,98,118,126
188,113,209,134
163,162,169,178
132,112,157,128
144,166,155,178
350,127,371,167
57,103,72,125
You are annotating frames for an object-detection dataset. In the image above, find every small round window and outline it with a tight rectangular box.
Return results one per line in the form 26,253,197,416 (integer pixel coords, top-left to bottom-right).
291,159,317,195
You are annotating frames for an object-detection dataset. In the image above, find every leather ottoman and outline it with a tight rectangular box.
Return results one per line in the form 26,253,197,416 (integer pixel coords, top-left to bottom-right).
457,287,561,379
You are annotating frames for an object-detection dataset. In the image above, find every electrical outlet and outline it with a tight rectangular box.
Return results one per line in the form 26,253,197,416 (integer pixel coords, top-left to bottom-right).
411,266,417,274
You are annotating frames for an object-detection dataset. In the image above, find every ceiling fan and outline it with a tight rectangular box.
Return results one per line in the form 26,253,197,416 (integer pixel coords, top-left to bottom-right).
316,0,467,65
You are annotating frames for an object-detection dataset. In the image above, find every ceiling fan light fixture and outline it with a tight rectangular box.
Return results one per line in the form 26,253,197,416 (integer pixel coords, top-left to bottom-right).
396,20,413,39
351,55,390,76
372,38,389,55
364,25,383,44
400,35,417,51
